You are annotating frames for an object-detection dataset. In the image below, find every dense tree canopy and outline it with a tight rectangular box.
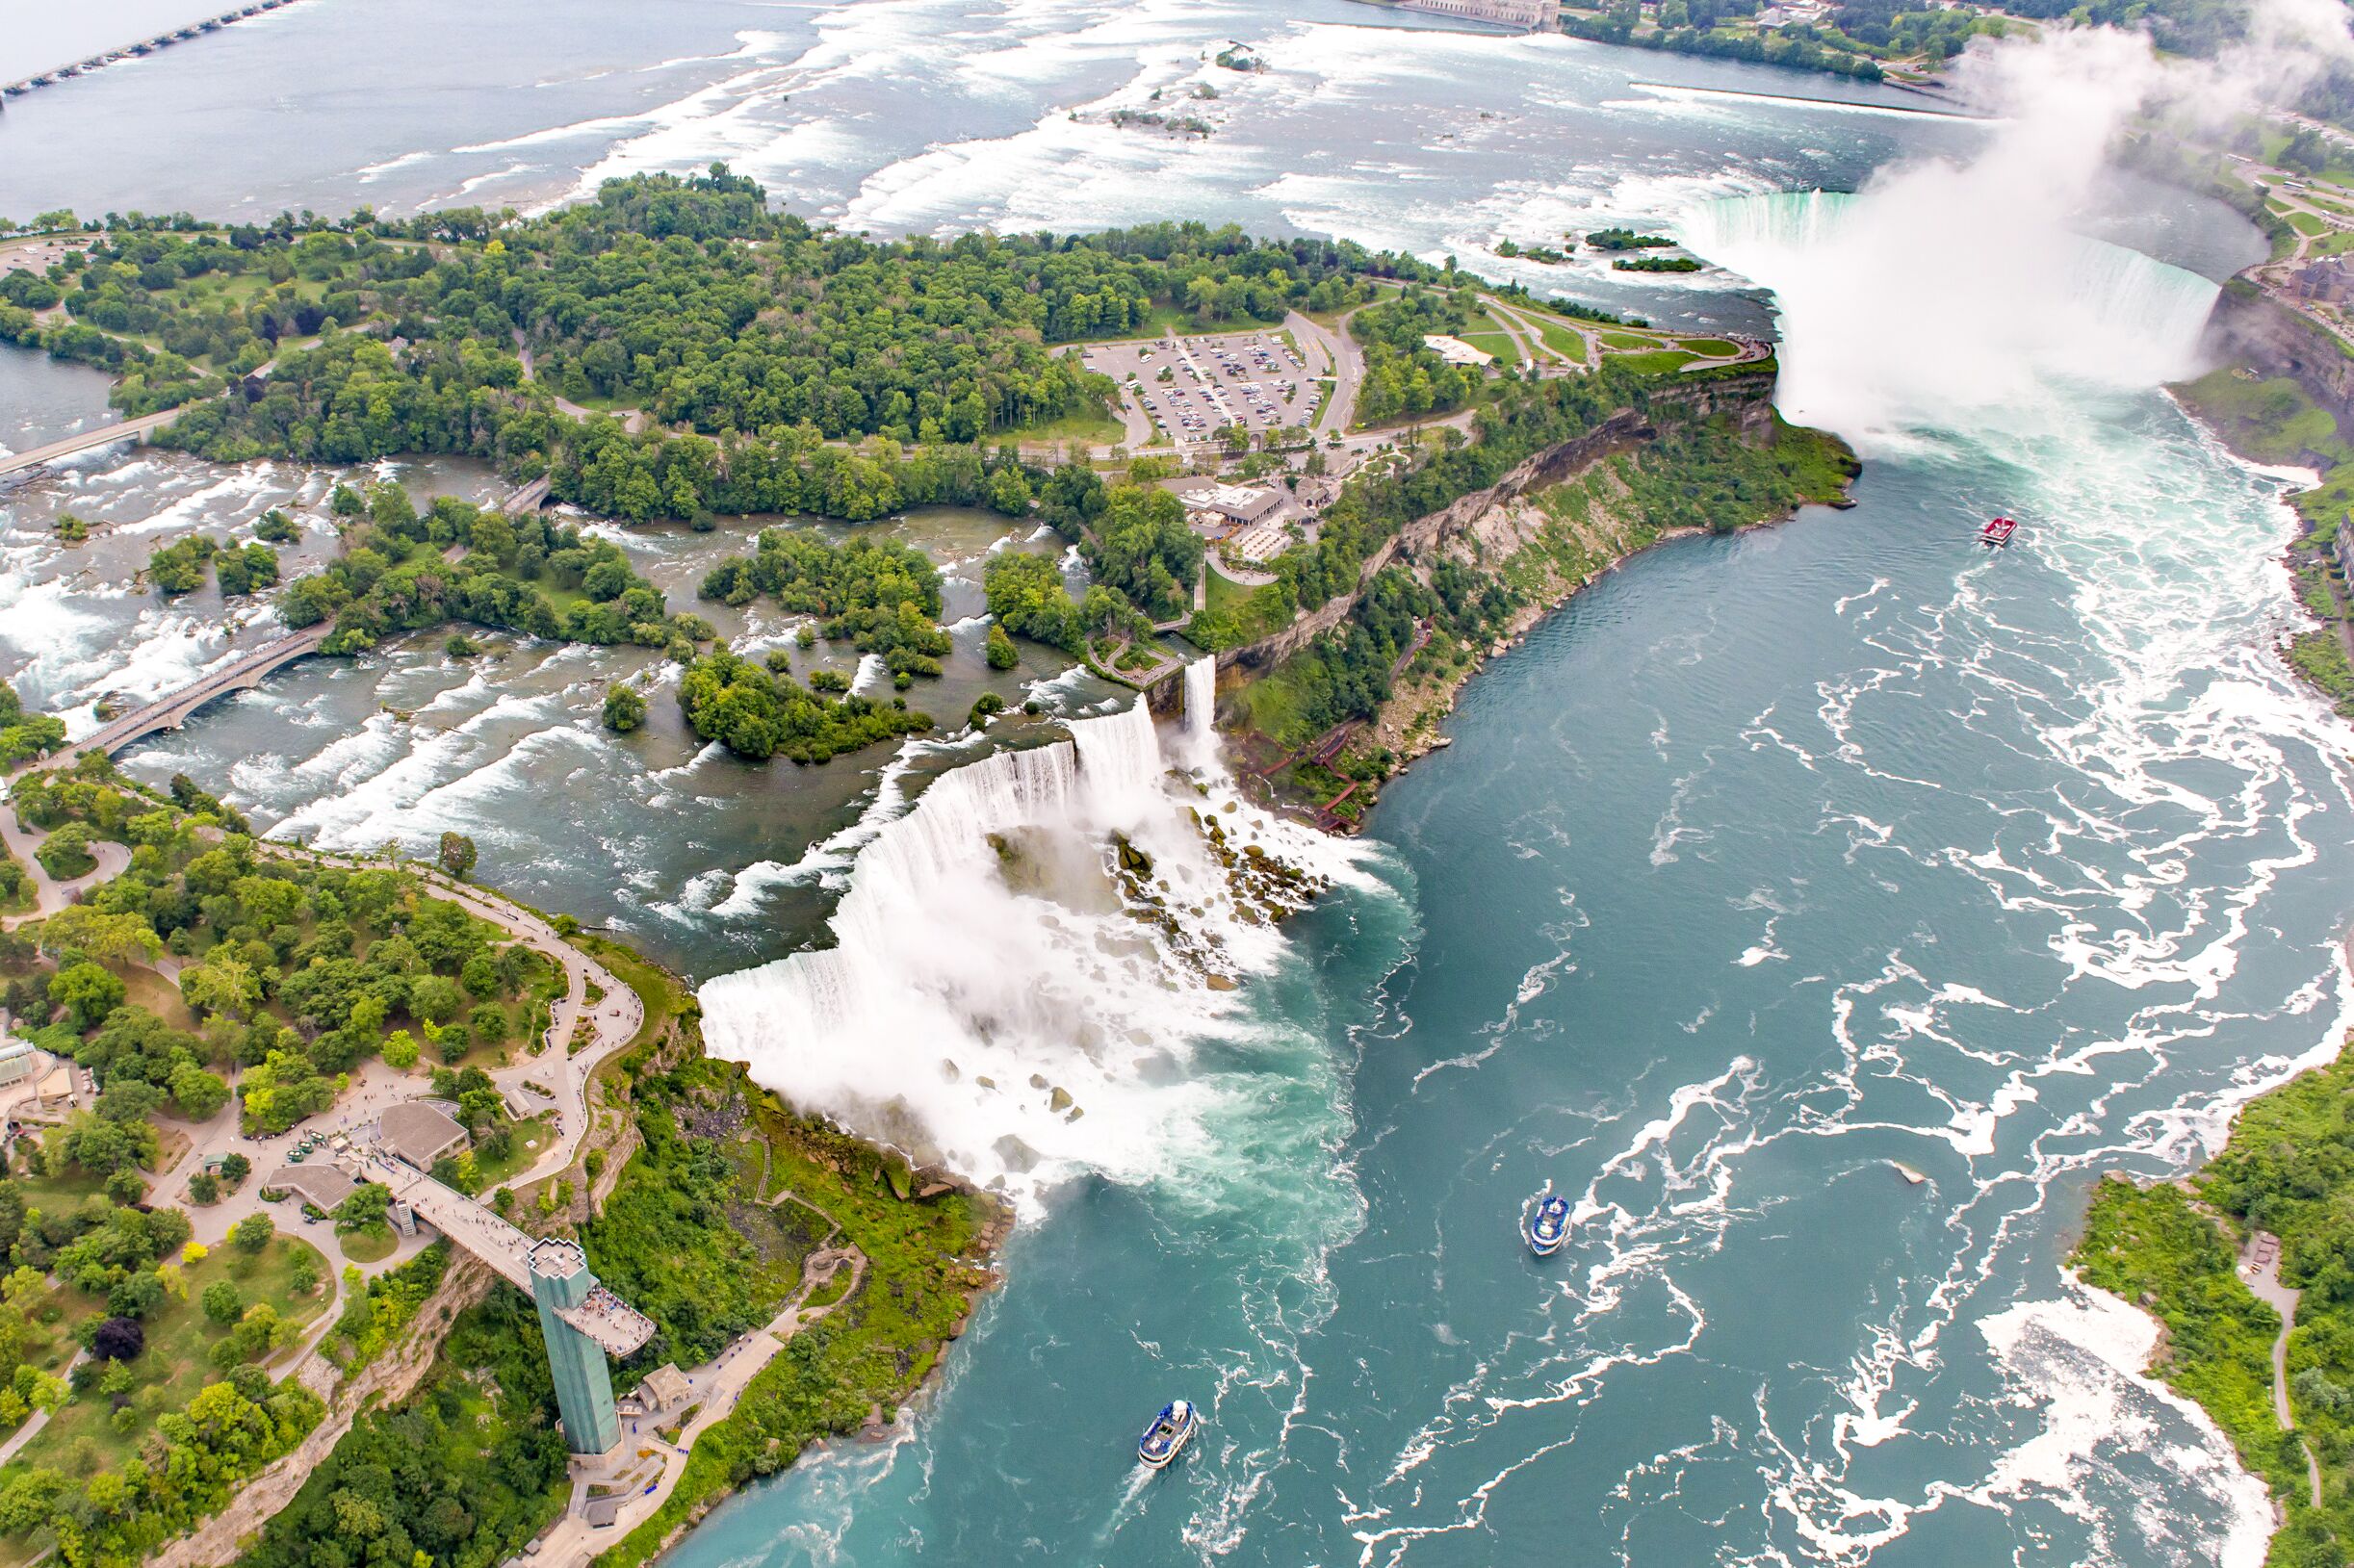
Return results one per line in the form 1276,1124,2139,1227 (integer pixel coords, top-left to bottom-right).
5,167,1447,524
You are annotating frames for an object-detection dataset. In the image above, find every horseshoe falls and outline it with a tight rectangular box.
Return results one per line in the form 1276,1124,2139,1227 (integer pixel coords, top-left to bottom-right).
682,177,2354,1568
579,41,2354,1568
1680,190,2226,438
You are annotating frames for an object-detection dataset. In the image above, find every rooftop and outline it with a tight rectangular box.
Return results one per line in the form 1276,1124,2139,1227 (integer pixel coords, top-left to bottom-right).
378,1100,468,1169
1422,334,1495,369
270,1162,360,1213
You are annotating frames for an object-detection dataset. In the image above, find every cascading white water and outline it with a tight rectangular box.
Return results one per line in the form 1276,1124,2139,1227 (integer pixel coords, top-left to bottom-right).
1682,190,2222,441
701,698,1360,1200
1180,655,1218,770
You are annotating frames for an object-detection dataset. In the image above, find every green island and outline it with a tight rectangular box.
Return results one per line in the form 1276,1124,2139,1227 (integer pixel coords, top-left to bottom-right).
0,157,1880,1562
2072,1037,2354,1566
0,167,1447,524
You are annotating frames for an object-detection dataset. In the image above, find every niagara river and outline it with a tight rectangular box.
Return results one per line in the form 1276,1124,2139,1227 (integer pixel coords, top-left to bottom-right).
674,215,2351,1566
0,4,2345,1565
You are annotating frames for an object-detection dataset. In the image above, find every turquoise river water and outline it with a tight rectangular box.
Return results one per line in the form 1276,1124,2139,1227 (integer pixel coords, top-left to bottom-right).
0,5,2340,1565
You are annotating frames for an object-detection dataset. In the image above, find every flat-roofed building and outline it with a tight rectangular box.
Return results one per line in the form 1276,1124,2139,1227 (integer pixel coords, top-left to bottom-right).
378,1101,469,1170
1164,477,1283,528
1422,334,1495,369
270,1162,360,1214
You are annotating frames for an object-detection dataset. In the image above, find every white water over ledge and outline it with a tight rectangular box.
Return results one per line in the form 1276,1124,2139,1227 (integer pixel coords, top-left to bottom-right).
700,663,1373,1205
1681,190,2220,443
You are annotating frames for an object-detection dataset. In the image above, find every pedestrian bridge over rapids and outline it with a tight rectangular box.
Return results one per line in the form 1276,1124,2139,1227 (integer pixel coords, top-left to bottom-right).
0,413,181,481
20,476,554,771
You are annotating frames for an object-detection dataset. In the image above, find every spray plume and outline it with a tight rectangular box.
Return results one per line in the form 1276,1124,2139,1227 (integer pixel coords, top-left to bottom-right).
1683,0,2354,441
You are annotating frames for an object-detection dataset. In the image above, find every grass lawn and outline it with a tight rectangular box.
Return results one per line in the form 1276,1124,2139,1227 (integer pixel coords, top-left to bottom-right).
14,1234,329,1475
578,935,675,1056
116,964,198,1031
1596,329,1658,351
2289,209,2330,237
561,392,641,415
1460,324,1520,365
1672,337,1741,357
1205,562,1260,616
1611,348,1699,374
1005,399,1124,448
158,274,327,312
1527,315,1589,364
10,1152,111,1214
1184,565,1291,653
473,1113,556,1189
339,1227,397,1265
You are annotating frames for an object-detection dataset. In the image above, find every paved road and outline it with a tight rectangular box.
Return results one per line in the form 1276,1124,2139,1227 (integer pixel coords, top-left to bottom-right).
0,810,130,931
257,843,647,1197
1285,308,1363,439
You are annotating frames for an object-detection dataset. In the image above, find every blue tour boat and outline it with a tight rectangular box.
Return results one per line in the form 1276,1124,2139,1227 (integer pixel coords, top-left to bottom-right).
1138,1399,1200,1470
1523,1193,1572,1258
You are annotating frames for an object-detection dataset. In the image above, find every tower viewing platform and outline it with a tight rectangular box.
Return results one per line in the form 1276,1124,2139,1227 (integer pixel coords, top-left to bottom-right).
368,1155,655,1357
363,1151,651,1453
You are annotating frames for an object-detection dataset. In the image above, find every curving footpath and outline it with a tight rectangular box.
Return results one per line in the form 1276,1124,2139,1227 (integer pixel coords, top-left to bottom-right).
2240,1230,2322,1506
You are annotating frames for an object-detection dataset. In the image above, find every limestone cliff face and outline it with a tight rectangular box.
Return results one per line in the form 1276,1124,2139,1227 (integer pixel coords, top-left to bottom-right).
1217,371,1777,676
2203,285,2354,437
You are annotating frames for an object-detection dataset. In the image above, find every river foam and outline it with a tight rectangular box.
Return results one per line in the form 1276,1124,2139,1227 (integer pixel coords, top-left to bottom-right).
701,665,1376,1201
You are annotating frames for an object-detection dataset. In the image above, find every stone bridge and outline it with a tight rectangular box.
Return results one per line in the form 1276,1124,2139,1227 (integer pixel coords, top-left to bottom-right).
0,412,180,481
0,0,305,101
61,622,333,764
33,475,551,768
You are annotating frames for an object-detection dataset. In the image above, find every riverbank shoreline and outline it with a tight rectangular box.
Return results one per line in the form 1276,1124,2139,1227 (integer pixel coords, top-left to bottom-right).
1345,487,1857,821
2068,1022,2354,1561
1209,401,1859,829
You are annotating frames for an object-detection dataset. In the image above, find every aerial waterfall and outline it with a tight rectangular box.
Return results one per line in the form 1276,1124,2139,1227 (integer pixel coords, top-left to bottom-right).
1682,191,2222,440
701,694,1358,1200
1180,655,1219,769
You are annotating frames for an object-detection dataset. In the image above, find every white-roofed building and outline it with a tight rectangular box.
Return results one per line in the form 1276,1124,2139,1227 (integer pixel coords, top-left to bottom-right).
1422,334,1495,368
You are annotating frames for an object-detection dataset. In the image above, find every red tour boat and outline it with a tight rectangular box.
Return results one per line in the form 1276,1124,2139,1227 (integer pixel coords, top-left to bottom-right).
1978,516,2018,548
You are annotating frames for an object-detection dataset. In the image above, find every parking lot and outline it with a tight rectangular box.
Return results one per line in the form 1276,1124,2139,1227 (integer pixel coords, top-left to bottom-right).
1079,328,1322,447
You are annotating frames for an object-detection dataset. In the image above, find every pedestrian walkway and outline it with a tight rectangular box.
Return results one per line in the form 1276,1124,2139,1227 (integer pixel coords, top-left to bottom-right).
524,1240,868,1567
2239,1229,2320,1505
